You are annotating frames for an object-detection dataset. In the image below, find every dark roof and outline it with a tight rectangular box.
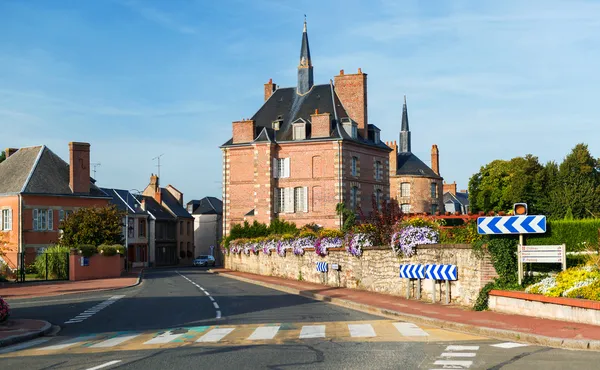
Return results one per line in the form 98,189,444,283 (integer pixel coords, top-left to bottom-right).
455,192,470,205
161,189,193,219
0,146,108,197
443,191,470,206
187,197,223,215
395,152,442,179
142,196,175,221
100,188,148,215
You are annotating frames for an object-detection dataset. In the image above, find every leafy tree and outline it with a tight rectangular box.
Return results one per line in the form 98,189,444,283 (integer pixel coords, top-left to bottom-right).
0,151,5,164
336,203,356,232
59,205,125,248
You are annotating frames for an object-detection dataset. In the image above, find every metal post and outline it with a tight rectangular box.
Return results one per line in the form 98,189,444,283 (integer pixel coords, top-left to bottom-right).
45,253,48,280
518,235,524,285
562,244,567,271
445,280,450,305
125,214,129,272
417,279,421,300
406,279,410,299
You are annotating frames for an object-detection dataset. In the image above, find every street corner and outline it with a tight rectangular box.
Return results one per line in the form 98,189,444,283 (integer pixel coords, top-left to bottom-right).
0,318,53,348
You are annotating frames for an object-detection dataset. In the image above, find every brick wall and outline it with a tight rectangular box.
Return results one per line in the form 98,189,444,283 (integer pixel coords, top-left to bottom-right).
69,252,123,281
232,119,255,144
334,69,368,138
390,176,444,214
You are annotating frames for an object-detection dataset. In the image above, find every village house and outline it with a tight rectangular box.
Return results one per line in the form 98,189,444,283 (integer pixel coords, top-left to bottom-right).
187,197,223,262
221,20,392,235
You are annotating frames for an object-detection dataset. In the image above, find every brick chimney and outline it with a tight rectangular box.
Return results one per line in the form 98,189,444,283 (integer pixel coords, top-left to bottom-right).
387,141,398,176
264,79,276,101
334,68,368,138
443,181,457,195
232,119,255,144
149,174,162,204
69,142,90,194
4,148,18,158
310,109,331,138
431,144,439,175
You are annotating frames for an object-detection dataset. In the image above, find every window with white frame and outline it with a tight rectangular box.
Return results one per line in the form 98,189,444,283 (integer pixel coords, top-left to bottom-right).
401,203,411,213
275,187,308,213
1,209,12,231
350,186,359,210
351,156,358,176
33,209,53,231
401,182,410,197
375,190,383,211
293,122,306,140
273,158,290,178
375,161,383,181
294,187,304,212
431,182,438,198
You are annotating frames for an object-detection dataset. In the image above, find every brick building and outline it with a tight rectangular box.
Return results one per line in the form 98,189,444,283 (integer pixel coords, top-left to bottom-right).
221,21,391,235
388,97,444,214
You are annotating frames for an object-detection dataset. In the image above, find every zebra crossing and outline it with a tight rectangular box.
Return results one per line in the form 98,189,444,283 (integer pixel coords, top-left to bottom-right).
430,344,481,369
1,320,485,357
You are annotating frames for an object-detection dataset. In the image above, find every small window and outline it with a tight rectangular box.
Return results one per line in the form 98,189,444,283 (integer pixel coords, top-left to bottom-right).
187,204,193,213
375,161,383,181
351,157,358,176
59,210,65,223
293,123,306,140
128,218,135,238
275,158,290,178
1,209,12,231
272,120,280,131
294,187,304,212
431,183,438,198
350,186,359,210
276,188,285,213
139,219,147,237
401,203,411,213
401,182,410,197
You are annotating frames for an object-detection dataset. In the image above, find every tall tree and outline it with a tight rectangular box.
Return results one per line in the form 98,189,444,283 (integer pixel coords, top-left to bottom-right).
59,205,125,248
0,151,5,164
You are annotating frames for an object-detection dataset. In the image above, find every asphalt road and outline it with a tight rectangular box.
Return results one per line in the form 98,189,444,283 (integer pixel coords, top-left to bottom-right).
1,267,599,370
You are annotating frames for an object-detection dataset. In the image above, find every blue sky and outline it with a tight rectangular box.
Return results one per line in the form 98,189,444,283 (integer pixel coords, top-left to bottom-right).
1,0,598,201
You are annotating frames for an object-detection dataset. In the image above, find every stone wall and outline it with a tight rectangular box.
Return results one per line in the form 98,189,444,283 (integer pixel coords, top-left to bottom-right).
224,244,495,307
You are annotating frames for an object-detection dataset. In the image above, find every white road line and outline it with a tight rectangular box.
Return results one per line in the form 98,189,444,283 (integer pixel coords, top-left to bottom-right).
204,291,210,296
38,336,95,351
209,296,215,302
90,334,141,348
85,360,122,370
299,325,326,339
248,326,280,340
433,360,473,368
440,352,477,357
491,342,529,349
176,271,222,320
143,331,184,345
348,324,376,338
64,320,84,324
196,328,235,343
393,323,429,337
216,310,222,319
0,338,52,354
213,302,220,309
64,296,125,324
445,345,480,351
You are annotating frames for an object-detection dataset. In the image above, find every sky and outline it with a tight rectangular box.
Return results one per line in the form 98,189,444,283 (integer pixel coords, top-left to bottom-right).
1,0,599,201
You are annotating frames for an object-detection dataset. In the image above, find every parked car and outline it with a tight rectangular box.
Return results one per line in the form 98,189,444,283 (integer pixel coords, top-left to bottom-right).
193,255,215,267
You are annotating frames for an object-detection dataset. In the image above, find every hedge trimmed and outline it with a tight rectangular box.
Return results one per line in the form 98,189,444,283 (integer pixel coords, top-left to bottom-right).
526,220,600,252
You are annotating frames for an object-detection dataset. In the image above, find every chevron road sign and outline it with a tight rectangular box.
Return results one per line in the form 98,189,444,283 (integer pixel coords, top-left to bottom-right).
399,264,425,279
425,264,458,281
477,215,546,235
316,262,328,272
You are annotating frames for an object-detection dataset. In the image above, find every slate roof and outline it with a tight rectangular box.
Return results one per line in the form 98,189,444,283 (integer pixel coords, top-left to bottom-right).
100,188,148,215
187,197,223,215
161,189,193,219
140,196,174,221
0,146,108,197
443,191,470,206
395,152,442,179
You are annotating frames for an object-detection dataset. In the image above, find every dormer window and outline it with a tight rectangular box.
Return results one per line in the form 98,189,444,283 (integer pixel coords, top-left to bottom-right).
374,131,380,144
293,123,306,140
272,120,280,131
341,118,358,139
352,125,357,139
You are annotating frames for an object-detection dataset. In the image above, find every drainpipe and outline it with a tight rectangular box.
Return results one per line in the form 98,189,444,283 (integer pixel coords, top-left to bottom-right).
18,193,23,280
338,140,343,229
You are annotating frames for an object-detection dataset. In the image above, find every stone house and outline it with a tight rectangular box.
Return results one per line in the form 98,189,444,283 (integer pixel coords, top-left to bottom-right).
388,97,445,214
443,181,470,214
187,197,222,260
221,21,391,235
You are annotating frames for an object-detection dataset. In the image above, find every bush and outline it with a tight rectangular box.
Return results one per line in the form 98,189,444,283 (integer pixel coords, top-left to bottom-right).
298,230,318,239
439,221,483,244
527,220,600,252
34,245,69,280
565,279,600,300
268,219,298,235
114,245,126,255
98,245,118,256
318,229,344,239
0,296,10,323
79,244,97,258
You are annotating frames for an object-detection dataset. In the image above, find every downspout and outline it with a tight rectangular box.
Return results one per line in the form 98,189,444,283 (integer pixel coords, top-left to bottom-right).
18,193,23,279
330,80,343,229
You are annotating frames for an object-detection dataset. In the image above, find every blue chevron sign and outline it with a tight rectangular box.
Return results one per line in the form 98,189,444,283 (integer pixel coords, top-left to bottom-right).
477,215,546,235
316,262,328,272
400,264,425,279
426,264,458,280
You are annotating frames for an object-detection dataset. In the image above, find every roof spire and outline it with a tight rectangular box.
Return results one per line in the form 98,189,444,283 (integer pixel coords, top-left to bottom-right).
297,16,314,95
400,95,411,153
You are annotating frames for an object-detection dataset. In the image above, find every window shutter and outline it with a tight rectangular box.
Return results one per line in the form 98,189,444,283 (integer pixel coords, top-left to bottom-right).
48,210,53,230
33,209,38,231
272,158,278,178
0,210,3,231
284,188,294,213
303,187,308,212
8,209,12,230
273,188,279,213
284,158,290,178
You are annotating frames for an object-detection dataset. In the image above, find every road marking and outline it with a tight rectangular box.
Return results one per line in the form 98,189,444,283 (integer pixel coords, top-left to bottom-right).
213,302,220,309
85,360,122,370
143,331,184,345
196,328,235,343
491,342,529,349
38,335,95,351
393,322,429,337
209,296,215,302
204,291,210,296
445,345,480,351
440,352,477,357
348,324,376,337
90,333,141,348
176,270,222,320
248,326,280,340
64,295,125,324
299,325,326,339
216,310,222,319
433,360,473,367
0,337,51,354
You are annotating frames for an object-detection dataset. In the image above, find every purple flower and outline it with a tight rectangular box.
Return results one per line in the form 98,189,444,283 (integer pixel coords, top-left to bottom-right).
315,237,342,256
292,237,315,256
391,226,438,256
344,233,372,257
262,240,276,255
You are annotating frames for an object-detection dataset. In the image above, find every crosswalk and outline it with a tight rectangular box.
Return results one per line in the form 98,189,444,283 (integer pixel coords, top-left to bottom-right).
430,345,481,369
1,320,484,357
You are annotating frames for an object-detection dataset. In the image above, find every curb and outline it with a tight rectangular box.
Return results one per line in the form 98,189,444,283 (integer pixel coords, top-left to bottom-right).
214,271,600,351
0,320,53,348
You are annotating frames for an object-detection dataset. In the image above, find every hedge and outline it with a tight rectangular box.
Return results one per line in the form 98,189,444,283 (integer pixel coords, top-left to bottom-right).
526,220,600,252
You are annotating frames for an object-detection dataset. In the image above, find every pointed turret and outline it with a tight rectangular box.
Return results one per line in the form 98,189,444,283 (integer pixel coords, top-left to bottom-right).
297,18,314,95
399,95,411,153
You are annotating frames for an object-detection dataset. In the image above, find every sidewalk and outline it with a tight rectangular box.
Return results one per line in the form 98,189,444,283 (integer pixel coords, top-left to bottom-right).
0,268,143,300
212,268,600,351
0,319,52,347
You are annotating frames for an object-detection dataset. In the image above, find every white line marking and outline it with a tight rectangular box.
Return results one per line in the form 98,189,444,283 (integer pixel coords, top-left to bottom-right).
204,291,210,296
38,336,94,351
299,325,326,339
90,334,141,348
248,326,280,340
143,331,184,345
213,302,220,309
85,360,122,370
440,352,477,357
216,310,221,319
0,338,51,354
64,320,84,324
433,360,473,367
393,322,429,337
491,342,529,349
445,345,480,351
209,296,215,302
348,324,376,338
196,328,235,343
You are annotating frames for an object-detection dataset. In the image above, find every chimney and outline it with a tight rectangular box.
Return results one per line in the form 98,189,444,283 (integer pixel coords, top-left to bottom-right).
431,144,439,175
69,142,90,194
149,174,162,204
4,148,18,158
310,109,331,138
388,141,398,176
264,78,276,101
443,181,457,196
334,68,368,139
232,119,255,144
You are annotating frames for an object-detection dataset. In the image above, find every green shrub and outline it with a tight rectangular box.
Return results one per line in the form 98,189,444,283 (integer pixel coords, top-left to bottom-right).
439,221,483,244
300,223,321,233
98,244,118,256
268,219,298,235
79,244,97,258
113,245,126,255
298,230,318,239
34,245,69,280
318,229,344,239
527,220,600,252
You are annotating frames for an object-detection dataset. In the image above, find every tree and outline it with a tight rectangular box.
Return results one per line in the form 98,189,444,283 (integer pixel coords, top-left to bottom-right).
59,205,125,248
0,151,5,164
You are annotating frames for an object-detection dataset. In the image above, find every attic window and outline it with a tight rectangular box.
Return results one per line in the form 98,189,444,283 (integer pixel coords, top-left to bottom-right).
374,131,380,144
341,118,357,139
293,122,306,140
272,120,281,131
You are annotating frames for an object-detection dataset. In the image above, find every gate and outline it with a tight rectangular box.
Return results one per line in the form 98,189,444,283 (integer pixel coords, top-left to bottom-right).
17,252,70,282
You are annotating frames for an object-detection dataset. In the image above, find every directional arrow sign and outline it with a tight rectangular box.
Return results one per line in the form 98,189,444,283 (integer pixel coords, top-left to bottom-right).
425,264,457,281
477,215,546,235
400,264,425,279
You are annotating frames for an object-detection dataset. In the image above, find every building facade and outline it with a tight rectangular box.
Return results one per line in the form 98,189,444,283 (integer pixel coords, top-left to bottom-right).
187,197,222,260
221,21,391,235
443,181,470,214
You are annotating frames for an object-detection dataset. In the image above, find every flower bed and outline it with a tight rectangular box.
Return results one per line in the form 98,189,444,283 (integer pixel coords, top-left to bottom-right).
525,265,600,301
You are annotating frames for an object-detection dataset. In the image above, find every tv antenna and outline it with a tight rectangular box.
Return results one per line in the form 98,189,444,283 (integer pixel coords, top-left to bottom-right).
91,162,101,178
152,154,164,179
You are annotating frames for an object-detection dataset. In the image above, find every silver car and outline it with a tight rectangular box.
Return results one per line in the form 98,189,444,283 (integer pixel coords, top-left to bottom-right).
193,255,215,267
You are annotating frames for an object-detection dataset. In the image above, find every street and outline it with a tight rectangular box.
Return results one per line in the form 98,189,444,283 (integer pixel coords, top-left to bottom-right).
1,268,599,369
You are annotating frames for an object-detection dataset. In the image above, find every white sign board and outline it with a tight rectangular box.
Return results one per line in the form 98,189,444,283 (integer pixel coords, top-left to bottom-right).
518,244,566,284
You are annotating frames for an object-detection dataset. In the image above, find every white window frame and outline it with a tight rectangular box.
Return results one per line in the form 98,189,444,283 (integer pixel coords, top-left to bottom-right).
351,157,358,177
375,161,383,181
1,209,12,231
292,122,306,140
33,209,53,231
401,203,411,213
374,131,380,144
401,182,410,197
273,158,290,178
